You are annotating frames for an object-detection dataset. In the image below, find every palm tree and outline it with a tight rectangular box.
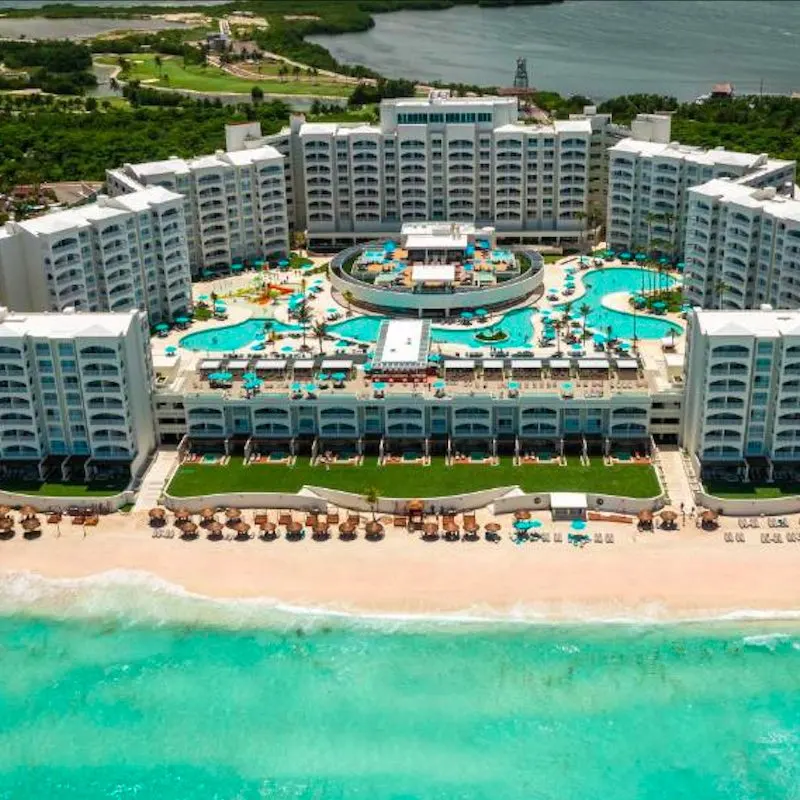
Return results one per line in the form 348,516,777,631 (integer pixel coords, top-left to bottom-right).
154,54,163,78
573,209,587,253
579,303,591,341
312,319,327,354
714,278,729,310
342,290,355,317
552,318,564,355
645,211,660,260
295,302,312,350
292,65,301,81
278,63,289,83
363,486,380,522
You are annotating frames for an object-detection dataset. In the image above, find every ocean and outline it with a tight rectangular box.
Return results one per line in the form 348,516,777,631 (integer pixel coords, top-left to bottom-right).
310,0,800,101
0,572,797,798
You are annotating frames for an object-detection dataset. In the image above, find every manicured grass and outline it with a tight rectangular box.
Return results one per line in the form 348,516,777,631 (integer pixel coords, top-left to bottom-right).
2,480,128,498
99,54,351,97
704,481,800,500
167,456,660,499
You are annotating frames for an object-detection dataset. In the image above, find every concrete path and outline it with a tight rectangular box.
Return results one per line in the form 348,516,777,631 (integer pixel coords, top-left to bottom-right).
656,444,696,511
133,449,180,512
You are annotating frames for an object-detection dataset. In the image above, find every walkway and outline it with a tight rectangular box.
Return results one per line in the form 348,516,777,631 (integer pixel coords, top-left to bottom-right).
656,444,696,511
133,449,181,512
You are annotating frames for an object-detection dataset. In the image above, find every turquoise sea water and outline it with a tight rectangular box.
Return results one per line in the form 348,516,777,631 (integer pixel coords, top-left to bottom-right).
0,575,797,799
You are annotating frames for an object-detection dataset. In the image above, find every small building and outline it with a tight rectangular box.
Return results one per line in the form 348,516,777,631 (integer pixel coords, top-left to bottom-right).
550,492,588,521
372,319,431,373
711,82,734,99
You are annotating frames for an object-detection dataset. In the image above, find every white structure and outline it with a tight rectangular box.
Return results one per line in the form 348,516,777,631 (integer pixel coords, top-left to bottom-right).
373,319,431,372
0,307,156,482
107,145,289,277
0,188,192,324
684,180,800,309
682,307,800,480
607,114,795,256
241,92,620,250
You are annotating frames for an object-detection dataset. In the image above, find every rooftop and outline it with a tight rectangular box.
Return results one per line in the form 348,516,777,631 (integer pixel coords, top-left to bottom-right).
690,179,800,222
693,308,800,338
127,145,283,177
373,319,430,372
0,307,140,339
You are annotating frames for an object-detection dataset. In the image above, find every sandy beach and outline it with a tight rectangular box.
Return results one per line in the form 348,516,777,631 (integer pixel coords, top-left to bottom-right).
1,511,798,622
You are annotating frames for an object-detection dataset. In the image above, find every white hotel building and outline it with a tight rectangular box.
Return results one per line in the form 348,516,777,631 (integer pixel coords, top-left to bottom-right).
0,307,156,482
107,145,289,277
0,187,192,325
684,180,800,310
236,91,619,251
682,307,800,481
606,115,795,257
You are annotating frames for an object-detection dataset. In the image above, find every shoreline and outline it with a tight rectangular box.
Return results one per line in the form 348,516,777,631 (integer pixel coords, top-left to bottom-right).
0,510,798,628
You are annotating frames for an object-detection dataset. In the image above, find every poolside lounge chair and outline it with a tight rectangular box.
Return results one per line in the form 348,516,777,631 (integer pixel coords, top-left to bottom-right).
393,516,408,528
604,533,614,544
724,532,733,543
554,532,563,543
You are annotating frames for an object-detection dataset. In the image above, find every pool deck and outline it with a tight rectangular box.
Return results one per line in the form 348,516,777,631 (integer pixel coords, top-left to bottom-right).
151,256,686,399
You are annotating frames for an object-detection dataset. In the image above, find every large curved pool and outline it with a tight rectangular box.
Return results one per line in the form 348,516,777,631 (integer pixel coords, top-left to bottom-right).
555,267,682,340
178,267,681,352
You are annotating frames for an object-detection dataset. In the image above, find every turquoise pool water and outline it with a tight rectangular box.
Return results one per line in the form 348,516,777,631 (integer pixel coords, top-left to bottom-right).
178,268,679,352
555,267,682,340
0,581,797,800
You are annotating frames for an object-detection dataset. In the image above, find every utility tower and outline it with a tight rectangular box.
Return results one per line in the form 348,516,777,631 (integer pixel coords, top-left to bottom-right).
513,57,529,90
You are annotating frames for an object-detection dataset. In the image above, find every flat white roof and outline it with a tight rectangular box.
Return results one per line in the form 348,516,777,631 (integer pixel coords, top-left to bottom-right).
199,359,222,370
254,359,286,370
405,233,468,250
550,492,587,509
616,359,639,369
693,308,800,337
549,359,571,369
482,359,504,369
578,359,610,369
374,319,430,371
511,359,543,369
0,308,138,339
292,359,315,369
690,179,800,223
444,359,475,369
411,264,456,283
227,359,249,369
321,359,352,370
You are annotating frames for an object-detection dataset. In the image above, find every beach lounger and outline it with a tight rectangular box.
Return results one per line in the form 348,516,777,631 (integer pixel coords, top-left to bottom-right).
278,512,291,526
593,533,603,544
774,533,784,543
735,532,745,543
761,533,769,543
604,533,614,544
724,532,733,543
554,532,563,543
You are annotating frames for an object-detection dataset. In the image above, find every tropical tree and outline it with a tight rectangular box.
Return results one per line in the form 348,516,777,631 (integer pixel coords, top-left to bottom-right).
295,302,312,350
342,290,355,317
278,63,289,83
250,85,263,105
312,319,327,354
292,65,301,81
579,303,591,341
154,54,163,78
552,318,564,355
363,486,381,521
714,278,729,310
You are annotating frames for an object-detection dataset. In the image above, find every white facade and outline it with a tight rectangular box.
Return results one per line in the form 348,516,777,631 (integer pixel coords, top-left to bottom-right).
684,180,800,309
0,307,156,481
682,307,800,477
607,114,795,257
0,187,192,325
108,144,289,276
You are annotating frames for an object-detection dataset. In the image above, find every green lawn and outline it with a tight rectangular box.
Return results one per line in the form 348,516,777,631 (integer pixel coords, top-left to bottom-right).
167,456,660,499
2,480,128,498
704,481,800,500
99,54,352,97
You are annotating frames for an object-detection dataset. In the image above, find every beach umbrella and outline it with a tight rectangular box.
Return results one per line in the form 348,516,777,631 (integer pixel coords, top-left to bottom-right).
19,505,37,519
338,521,356,535
331,372,347,382
148,507,165,520
603,249,615,257
428,353,442,362
485,522,501,533
658,256,669,265
460,311,474,320
570,519,587,531
278,259,289,268
251,343,265,351
174,316,190,325
373,381,387,391
335,340,350,348
365,521,384,536
288,521,303,535
514,510,531,520
434,380,446,389
200,507,215,519
326,307,338,314
291,382,302,391
652,301,667,311
154,322,169,333
312,521,329,535
234,521,251,535
0,505,10,518
384,240,397,252
529,519,542,529
423,522,439,536
281,345,294,353
513,519,531,531
619,251,632,260
22,518,41,532
571,343,583,352
475,308,488,317
660,509,678,523
201,269,213,278
231,263,244,272
463,520,479,533
363,361,373,372
208,521,224,536
242,372,258,382
618,342,631,352
562,382,574,392
675,261,686,271
593,332,606,344
165,345,177,355
508,380,520,390
225,507,241,520
175,507,191,519
635,253,647,262
260,521,277,534
0,519,13,532
306,383,317,392
444,521,459,533
638,509,654,524
180,521,198,535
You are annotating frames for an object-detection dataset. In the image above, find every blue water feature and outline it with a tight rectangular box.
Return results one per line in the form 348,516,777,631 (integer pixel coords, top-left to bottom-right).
556,267,682,340
180,318,301,351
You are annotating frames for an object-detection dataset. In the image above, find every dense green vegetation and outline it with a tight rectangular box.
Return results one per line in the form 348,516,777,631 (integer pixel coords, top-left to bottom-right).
0,100,290,186
0,40,96,94
168,456,661,499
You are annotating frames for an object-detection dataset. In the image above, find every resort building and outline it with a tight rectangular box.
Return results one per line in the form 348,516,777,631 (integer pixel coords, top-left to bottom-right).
107,145,290,278
329,221,544,317
238,92,625,251
684,180,800,310
0,188,192,325
606,114,795,257
681,306,800,482
0,306,156,483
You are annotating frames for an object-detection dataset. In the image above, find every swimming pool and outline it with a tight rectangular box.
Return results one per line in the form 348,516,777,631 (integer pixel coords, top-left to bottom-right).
178,267,680,352
555,267,682,340
179,318,301,351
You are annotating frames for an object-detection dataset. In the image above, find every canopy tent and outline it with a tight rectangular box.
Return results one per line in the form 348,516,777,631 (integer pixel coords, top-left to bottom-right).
550,492,587,521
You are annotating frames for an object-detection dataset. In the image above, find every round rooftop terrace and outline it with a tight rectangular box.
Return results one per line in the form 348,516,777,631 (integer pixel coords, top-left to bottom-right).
329,239,543,318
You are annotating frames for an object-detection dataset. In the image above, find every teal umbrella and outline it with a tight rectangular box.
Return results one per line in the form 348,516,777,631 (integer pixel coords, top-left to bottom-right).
434,380,446,389
335,340,350,348
571,519,587,531
317,372,330,382
242,372,257,381
197,294,209,302
363,361,373,371
155,323,169,332
305,383,316,392
475,308,488,317
460,311,473,320
209,371,232,382
174,316,190,325
231,263,244,272
165,345,177,354
635,253,647,262
281,345,293,352
508,380,520,390
659,256,669,265
291,382,301,391
373,381,387,391
332,372,347,382
619,251,632,260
